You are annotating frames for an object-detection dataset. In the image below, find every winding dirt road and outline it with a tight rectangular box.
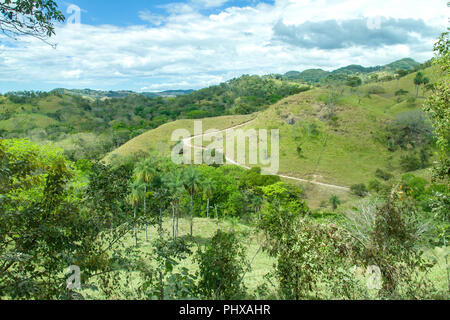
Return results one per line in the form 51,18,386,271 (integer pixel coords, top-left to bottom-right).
182,119,350,192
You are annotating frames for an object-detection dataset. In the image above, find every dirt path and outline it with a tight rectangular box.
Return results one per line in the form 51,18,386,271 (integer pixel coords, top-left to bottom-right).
183,118,350,192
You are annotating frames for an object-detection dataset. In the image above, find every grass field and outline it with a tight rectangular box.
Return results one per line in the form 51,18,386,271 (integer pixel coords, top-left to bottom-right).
103,114,256,163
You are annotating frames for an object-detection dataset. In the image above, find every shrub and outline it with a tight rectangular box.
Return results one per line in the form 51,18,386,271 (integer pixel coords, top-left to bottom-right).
258,197,361,299
386,110,433,150
367,86,386,95
395,89,409,96
368,179,382,193
344,194,436,298
195,230,248,299
351,184,369,197
400,153,422,172
329,195,341,211
375,169,393,181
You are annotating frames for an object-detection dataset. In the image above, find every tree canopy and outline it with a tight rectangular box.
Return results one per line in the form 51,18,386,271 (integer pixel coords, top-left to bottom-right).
0,0,65,42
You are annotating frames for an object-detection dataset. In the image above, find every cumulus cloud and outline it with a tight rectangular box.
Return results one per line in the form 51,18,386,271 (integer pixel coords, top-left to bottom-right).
273,18,442,49
138,10,166,26
191,0,230,8
0,0,448,92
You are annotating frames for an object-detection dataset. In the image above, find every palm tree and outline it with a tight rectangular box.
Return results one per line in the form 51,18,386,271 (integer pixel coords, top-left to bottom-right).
127,181,145,247
163,170,185,239
183,167,202,237
202,178,216,219
134,159,156,242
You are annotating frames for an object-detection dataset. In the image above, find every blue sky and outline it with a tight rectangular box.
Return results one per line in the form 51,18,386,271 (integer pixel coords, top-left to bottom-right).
0,0,448,93
56,0,273,26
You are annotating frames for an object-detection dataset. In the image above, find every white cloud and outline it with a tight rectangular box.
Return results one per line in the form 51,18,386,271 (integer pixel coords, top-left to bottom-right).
191,0,230,8
0,0,448,92
138,10,165,26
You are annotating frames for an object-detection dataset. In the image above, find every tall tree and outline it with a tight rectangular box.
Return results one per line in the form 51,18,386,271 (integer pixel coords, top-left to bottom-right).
183,167,202,237
134,159,156,242
202,178,216,219
347,76,363,104
163,170,185,239
127,181,145,247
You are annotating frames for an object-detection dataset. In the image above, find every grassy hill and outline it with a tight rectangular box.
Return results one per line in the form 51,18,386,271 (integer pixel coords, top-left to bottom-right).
107,66,439,209
240,66,439,186
0,75,306,161
103,114,256,163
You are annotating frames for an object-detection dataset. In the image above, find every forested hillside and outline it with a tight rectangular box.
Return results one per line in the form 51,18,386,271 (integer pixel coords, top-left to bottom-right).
0,75,307,161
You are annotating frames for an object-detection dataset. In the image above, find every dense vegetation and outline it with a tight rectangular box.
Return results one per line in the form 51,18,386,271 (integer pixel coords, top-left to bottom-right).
1,138,448,300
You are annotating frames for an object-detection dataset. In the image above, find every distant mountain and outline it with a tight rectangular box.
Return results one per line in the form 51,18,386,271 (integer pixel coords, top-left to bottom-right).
331,64,382,75
383,58,421,71
284,58,421,83
51,88,194,100
141,89,195,98
284,69,329,83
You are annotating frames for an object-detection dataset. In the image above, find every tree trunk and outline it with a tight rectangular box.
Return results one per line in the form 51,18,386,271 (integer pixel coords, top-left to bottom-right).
159,206,163,235
176,207,179,239
159,270,164,300
215,205,220,231
172,205,175,240
144,185,148,243
190,193,194,238
206,197,210,219
134,206,137,247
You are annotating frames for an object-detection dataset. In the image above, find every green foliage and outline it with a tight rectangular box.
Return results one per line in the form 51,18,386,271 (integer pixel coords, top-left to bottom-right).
375,169,393,181
386,111,433,151
258,188,361,299
136,237,194,300
329,195,341,211
0,0,65,40
346,76,362,88
424,31,450,182
346,192,436,298
351,184,369,197
395,89,409,96
367,86,386,95
195,230,248,300
400,153,422,172
368,179,382,193
0,139,134,299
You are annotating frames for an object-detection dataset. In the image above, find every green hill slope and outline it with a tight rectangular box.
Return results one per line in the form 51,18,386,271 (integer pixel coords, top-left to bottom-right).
103,114,256,163
109,66,439,191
